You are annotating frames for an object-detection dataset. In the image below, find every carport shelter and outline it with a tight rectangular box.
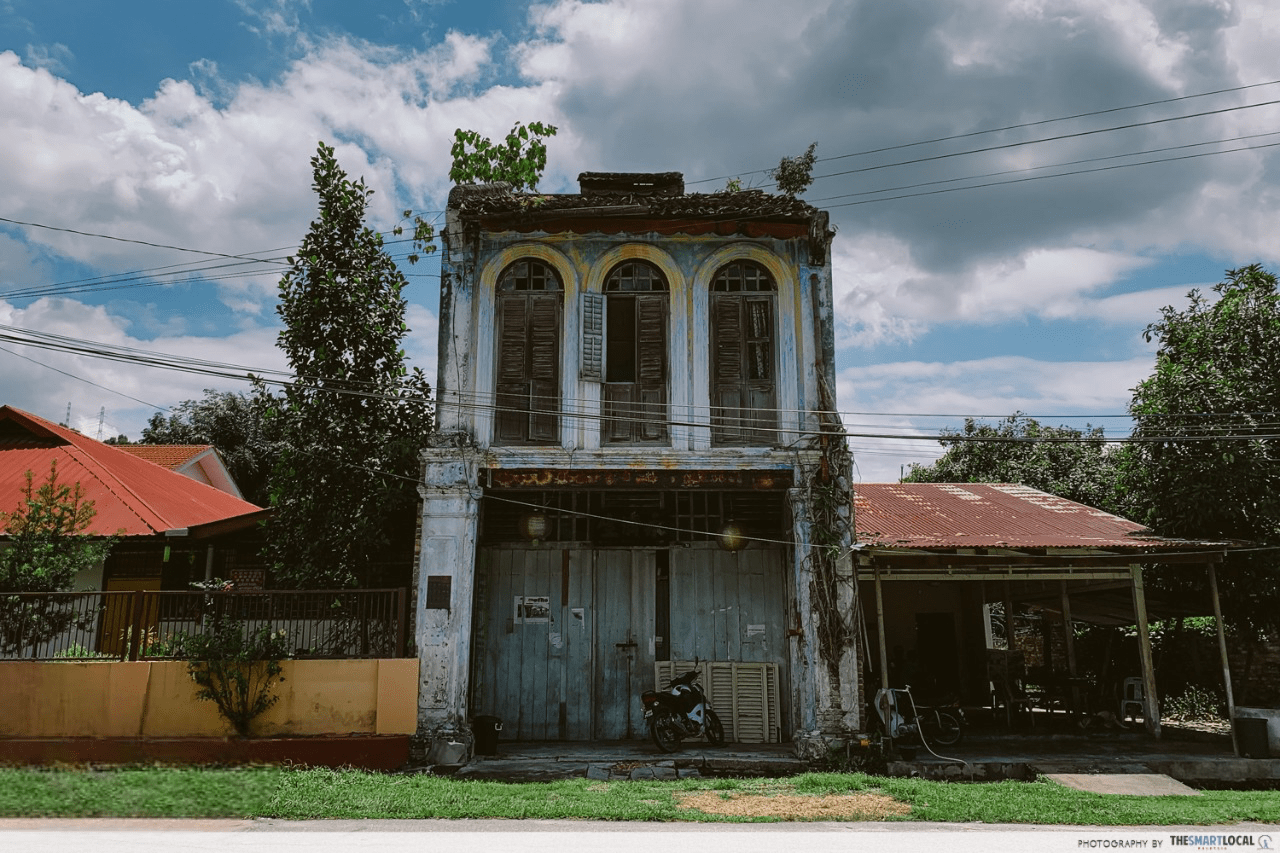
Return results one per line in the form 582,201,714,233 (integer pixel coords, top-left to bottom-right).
852,483,1240,749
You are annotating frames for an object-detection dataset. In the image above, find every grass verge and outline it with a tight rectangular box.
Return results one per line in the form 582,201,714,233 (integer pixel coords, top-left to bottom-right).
0,767,1277,825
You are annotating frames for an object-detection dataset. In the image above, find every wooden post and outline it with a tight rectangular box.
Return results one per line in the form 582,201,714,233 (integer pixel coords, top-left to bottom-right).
127,589,145,662
874,564,889,691
1060,580,1081,715
1003,580,1015,727
1207,563,1238,756
1130,564,1161,737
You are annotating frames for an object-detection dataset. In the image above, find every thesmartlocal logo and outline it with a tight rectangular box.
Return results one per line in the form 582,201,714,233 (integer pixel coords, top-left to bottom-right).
1168,835,1271,850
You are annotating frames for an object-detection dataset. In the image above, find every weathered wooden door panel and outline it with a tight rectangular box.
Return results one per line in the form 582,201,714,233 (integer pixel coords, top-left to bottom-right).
669,548,787,664
473,547,593,740
592,549,656,740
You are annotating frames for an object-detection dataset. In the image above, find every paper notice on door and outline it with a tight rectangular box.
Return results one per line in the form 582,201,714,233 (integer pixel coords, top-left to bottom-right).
549,631,563,649
746,624,765,637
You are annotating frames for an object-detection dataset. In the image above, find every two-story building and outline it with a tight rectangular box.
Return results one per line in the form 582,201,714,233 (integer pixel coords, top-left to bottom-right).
415,172,858,762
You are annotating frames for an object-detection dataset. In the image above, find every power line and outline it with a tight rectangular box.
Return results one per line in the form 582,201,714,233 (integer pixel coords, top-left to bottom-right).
687,78,1280,185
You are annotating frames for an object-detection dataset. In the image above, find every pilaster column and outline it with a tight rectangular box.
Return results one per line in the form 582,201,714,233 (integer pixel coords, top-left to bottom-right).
415,443,483,764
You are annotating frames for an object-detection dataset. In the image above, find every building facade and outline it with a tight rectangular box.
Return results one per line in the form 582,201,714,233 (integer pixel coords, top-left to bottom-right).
415,173,858,762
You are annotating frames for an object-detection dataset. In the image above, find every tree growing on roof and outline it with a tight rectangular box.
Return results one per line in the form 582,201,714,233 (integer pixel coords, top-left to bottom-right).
0,460,115,655
1124,263,1280,637
263,142,436,589
771,142,818,197
449,121,558,191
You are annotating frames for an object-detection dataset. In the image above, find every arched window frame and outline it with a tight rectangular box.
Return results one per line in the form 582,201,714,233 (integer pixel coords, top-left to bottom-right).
709,260,777,446
588,260,670,444
493,259,563,445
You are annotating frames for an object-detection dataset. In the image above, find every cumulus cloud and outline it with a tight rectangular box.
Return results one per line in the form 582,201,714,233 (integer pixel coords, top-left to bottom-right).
837,353,1155,481
0,297,286,441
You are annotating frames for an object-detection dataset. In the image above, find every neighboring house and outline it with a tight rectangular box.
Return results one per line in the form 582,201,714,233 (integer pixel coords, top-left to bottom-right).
416,173,857,761
852,482,1234,737
0,405,269,600
115,444,245,499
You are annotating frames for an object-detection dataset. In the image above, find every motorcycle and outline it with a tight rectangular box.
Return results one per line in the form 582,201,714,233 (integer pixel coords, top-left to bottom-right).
642,664,726,752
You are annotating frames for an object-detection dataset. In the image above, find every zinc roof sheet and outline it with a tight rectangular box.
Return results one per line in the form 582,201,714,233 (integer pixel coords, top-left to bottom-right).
115,444,213,470
0,406,264,537
854,482,1177,550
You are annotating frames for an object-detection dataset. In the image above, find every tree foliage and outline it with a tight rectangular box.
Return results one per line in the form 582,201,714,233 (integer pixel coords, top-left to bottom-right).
449,121,557,190
771,142,818,197
1124,263,1280,636
0,460,113,593
902,414,1127,515
142,390,285,507
0,461,115,656
264,142,436,589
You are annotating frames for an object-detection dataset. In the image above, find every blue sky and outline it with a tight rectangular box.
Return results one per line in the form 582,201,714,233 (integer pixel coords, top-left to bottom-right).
3,0,1280,482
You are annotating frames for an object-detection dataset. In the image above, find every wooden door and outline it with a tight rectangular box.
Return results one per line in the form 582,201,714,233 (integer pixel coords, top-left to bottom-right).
591,549,655,740
472,547,656,741
668,547,787,665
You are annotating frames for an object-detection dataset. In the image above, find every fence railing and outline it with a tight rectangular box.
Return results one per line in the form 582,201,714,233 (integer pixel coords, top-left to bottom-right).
0,588,409,661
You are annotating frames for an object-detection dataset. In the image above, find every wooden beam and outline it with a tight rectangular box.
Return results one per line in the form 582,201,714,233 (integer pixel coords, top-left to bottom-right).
868,549,1225,568
1130,565,1161,738
1060,580,1081,715
858,571,1131,582
1208,563,1239,756
874,565,889,691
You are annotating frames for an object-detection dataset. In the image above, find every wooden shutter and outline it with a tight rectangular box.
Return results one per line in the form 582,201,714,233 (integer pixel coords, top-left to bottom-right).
495,295,530,443
636,295,666,384
581,292,603,381
528,294,561,442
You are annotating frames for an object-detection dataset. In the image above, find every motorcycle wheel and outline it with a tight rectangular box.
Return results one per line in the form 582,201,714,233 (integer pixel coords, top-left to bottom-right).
927,711,963,746
650,712,682,753
704,709,725,747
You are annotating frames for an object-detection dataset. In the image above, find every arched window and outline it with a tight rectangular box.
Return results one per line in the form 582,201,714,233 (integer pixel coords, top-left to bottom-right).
599,261,668,443
710,260,776,446
494,259,562,444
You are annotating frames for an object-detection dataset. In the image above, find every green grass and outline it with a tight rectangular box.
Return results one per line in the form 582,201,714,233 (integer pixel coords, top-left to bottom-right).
0,767,1277,824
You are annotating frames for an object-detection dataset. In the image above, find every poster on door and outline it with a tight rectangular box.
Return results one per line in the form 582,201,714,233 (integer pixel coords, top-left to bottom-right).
514,594,551,624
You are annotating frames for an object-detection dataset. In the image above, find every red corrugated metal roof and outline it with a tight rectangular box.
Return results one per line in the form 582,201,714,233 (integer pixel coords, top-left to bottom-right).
0,406,265,538
854,482,1177,550
116,444,213,470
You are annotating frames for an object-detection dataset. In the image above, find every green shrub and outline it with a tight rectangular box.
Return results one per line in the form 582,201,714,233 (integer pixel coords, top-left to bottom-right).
182,615,291,737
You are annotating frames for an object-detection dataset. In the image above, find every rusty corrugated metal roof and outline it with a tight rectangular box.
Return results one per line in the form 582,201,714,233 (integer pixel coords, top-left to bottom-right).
116,444,213,470
854,482,1181,550
0,406,265,537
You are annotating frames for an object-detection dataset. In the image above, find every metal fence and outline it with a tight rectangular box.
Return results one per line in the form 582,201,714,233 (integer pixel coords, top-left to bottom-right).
0,588,408,661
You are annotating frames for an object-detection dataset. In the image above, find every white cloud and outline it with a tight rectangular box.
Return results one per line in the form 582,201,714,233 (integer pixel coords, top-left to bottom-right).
838,353,1154,482
23,41,71,75
0,297,285,441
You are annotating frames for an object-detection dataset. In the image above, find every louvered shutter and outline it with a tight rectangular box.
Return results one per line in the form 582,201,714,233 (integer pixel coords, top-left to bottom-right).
581,292,603,381
495,295,530,443
636,295,667,440
527,293,561,442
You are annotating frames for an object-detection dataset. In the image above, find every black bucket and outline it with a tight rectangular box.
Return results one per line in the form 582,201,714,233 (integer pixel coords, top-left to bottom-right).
473,715,503,756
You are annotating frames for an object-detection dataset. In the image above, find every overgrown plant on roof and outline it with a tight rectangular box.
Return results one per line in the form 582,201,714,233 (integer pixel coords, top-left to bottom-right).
449,121,557,191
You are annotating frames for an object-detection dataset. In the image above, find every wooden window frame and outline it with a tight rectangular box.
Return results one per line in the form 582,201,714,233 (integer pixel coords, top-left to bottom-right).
494,260,562,445
710,261,778,447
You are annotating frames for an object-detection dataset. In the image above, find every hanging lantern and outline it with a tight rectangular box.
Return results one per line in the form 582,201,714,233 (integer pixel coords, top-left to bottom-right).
519,511,550,544
718,521,747,552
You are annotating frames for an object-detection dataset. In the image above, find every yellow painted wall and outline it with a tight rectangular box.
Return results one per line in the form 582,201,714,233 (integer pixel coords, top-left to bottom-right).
0,659,419,738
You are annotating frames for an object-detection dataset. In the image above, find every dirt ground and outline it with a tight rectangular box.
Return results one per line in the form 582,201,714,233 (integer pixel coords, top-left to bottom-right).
675,789,911,820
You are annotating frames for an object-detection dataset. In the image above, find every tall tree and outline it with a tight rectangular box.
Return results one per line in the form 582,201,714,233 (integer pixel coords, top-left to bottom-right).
141,390,284,507
902,413,1127,515
264,142,436,589
1125,263,1280,636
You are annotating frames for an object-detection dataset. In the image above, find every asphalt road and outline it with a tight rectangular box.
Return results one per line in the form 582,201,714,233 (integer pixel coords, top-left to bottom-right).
2,818,1277,853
